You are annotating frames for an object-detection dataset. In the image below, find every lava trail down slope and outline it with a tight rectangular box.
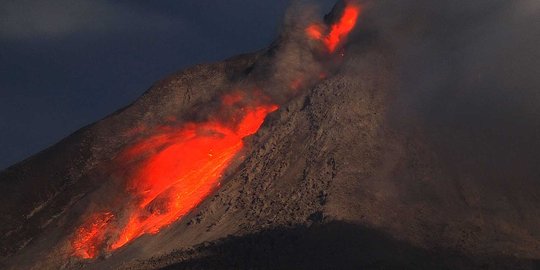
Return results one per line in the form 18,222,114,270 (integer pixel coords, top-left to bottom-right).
1,0,540,269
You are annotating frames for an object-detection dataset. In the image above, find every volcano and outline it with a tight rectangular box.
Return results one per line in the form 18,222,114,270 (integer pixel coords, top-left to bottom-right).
1,0,540,269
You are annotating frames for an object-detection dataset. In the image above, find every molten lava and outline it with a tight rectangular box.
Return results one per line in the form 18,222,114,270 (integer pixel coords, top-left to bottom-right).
110,101,277,250
71,2,361,259
306,3,361,53
71,93,277,258
71,212,114,259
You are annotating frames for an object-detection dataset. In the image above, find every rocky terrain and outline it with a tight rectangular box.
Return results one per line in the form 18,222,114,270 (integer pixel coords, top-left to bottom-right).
1,0,539,269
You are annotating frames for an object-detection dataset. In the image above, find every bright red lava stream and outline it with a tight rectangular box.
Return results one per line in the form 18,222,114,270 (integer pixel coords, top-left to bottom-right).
71,2,360,259
111,101,278,250
71,92,277,258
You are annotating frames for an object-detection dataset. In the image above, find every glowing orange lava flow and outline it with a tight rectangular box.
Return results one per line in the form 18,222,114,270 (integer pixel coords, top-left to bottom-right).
110,102,277,250
306,4,361,53
71,93,277,258
71,212,114,259
72,2,362,260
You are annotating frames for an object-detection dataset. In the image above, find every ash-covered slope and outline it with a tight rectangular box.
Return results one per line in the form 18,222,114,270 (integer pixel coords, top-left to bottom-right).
0,53,263,269
2,0,540,269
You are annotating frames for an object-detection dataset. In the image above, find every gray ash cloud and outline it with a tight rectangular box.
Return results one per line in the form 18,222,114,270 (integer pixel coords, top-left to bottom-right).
362,0,540,184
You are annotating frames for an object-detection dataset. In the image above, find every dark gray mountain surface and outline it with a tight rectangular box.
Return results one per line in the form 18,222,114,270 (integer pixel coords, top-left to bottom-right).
1,0,539,269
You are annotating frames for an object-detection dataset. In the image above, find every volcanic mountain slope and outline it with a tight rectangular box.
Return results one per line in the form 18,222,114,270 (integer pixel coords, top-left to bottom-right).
2,0,540,269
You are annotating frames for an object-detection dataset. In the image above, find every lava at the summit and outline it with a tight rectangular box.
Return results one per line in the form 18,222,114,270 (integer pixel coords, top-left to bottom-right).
71,2,360,259
306,4,361,53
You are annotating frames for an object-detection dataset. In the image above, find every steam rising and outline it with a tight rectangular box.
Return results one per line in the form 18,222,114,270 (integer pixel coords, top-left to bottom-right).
363,0,540,196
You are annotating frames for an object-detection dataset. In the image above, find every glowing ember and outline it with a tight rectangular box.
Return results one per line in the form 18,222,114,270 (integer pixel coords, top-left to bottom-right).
71,212,114,259
306,4,361,53
290,77,304,91
306,24,324,40
71,94,277,258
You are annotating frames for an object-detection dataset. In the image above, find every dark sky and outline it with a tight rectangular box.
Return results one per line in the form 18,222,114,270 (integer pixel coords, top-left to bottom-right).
0,0,336,170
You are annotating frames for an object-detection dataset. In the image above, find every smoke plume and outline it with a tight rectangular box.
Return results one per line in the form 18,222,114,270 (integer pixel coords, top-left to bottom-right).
363,0,540,192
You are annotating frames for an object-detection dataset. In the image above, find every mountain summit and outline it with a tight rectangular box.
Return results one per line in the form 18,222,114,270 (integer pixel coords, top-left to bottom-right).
1,1,539,269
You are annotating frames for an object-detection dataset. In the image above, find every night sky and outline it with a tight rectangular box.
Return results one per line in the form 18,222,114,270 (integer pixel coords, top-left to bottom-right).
0,0,336,170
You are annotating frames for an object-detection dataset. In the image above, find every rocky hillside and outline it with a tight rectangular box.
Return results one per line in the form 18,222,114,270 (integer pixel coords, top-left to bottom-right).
1,0,539,269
